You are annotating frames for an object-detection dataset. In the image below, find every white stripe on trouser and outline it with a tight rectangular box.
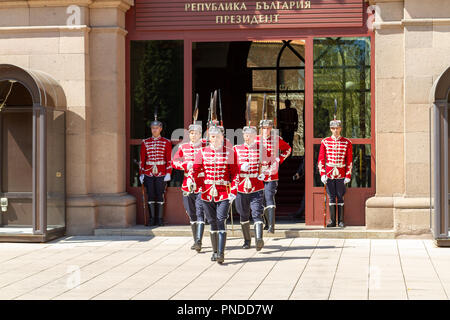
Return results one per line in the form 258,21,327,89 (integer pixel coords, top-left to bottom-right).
254,221,263,226
241,220,250,225
197,221,205,225
157,201,164,205
264,205,276,209
210,230,218,234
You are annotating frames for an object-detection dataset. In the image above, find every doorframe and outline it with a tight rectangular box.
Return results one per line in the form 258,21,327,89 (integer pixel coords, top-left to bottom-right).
125,5,375,225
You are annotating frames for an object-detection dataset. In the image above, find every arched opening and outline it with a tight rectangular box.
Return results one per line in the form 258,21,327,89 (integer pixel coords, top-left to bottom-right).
431,66,450,245
0,64,67,242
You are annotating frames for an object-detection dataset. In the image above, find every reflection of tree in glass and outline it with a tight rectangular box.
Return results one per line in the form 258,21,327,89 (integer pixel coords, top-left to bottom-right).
313,37,371,140
134,41,183,137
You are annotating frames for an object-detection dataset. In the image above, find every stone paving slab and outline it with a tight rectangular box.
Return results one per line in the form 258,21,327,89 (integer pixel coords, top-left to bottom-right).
0,236,449,300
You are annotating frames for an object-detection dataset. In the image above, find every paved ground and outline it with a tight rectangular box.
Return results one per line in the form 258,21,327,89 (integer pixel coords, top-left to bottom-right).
0,236,449,300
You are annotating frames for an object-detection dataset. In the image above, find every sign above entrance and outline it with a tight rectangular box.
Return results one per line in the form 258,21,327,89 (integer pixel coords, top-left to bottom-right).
135,0,364,31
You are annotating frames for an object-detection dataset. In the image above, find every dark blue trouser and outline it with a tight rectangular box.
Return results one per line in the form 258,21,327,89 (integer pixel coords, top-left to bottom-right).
202,200,230,231
326,178,346,205
144,176,166,203
183,192,205,222
235,191,264,223
263,181,278,208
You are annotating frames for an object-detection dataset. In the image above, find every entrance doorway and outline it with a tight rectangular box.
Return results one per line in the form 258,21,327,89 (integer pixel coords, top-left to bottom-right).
431,66,450,243
126,35,375,226
0,64,66,242
192,40,306,220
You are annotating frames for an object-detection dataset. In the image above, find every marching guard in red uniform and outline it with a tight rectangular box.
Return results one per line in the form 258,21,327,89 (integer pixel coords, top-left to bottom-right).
233,96,267,250
317,100,353,227
191,98,238,264
139,112,172,226
172,96,207,251
256,95,292,233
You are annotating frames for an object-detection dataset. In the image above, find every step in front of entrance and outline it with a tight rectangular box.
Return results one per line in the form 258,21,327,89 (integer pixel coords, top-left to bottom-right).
94,224,395,239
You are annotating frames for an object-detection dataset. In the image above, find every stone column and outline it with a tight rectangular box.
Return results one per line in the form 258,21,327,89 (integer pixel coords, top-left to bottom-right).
87,0,135,230
366,0,405,231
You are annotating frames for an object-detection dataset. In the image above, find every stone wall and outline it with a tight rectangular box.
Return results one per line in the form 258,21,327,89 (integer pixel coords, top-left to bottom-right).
367,0,450,236
0,0,136,235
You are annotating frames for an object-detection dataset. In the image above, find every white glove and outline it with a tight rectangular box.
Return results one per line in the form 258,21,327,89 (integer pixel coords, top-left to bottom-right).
186,177,195,192
139,174,144,184
321,175,327,185
228,193,236,203
187,162,194,170
257,173,265,181
164,173,171,182
241,162,250,172
344,178,351,185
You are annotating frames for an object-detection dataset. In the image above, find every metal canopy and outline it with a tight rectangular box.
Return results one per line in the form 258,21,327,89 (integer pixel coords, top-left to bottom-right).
0,64,66,110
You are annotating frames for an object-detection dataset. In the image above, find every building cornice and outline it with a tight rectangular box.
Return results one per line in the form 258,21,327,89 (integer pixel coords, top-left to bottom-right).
0,25,90,33
369,0,404,4
90,26,128,36
374,18,450,29
0,0,134,10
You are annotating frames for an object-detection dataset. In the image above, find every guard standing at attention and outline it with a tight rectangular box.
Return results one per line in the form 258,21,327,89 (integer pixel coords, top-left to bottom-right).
139,110,173,226
317,99,353,228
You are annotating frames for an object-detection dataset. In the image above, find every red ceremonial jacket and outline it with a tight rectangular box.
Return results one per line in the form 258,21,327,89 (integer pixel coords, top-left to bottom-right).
139,136,172,177
192,144,239,202
255,134,292,181
317,135,353,180
172,139,207,193
233,142,265,193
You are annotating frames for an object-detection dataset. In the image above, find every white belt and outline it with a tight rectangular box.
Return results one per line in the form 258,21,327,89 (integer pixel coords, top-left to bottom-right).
146,161,166,165
204,180,229,185
240,173,258,178
185,172,204,177
326,164,345,168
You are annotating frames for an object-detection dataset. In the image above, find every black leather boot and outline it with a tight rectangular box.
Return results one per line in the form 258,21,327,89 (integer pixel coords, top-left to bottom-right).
190,222,198,250
263,208,269,230
327,205,336,227
210,232,218,261
255,222,264,251
338,205,345,228
194,222,204,252
267,207,275,234
157,202,164,226
240,221,251,249
148,202,156,226
216,232,227,264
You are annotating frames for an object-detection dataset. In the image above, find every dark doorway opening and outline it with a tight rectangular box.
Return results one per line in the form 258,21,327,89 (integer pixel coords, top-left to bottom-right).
192,41,305,220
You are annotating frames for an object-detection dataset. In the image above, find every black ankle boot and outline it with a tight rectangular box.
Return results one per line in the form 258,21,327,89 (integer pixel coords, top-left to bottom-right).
210,232,218,261
216,231,227,264
327,205,336,227
194,222,204,252
240,221,251,249
255,222,264,251
338,205,345,228
190,222,198,250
